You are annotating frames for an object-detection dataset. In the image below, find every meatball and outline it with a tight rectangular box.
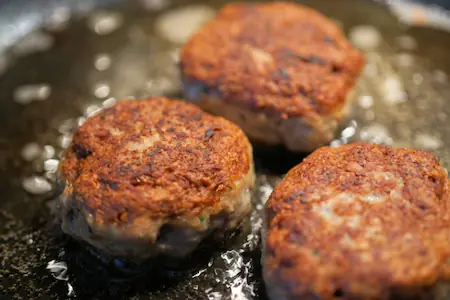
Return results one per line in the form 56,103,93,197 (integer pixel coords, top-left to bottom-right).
180,3,364,152
264,143,450,299
58,97,255,262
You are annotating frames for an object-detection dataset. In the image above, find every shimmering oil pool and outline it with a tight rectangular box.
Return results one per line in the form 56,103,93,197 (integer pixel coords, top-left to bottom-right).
1,0,450,299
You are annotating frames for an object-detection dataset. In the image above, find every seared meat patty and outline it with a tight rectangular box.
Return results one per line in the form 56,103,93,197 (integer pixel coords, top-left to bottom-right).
264,143,450,299
180,2,364,152
58,97,255,262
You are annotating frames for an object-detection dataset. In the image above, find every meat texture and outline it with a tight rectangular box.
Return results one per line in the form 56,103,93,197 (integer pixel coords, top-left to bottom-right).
264,143,450,299
58,97,255,262
180,2,364,152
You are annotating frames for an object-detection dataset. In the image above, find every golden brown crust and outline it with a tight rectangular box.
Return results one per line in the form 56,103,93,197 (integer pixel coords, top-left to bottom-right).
180,2,364,120
60,97,252,227
265,143,450,299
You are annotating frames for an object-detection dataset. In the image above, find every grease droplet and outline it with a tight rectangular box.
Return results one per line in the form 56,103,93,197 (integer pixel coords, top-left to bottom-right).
14,84,52,104
380,74,407,106
44,159,59,172
102,97,117,108
94,54,112,71
414,133,442,150
22,176,52,194
46,260,69,281
88,11,123,35
21,143,41,161
13,32,54,55
93,83,110,98
360,124,393,145
155,5,216,44
349,25,382,50
358,95,374,109
43,145,55,159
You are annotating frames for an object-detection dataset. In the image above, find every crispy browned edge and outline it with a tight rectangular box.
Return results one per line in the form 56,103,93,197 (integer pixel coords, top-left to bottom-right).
264,142,450,299
180,2,365,122
59,97,253,227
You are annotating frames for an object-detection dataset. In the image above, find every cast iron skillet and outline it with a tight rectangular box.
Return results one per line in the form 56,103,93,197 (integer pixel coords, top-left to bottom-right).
2,0,450,299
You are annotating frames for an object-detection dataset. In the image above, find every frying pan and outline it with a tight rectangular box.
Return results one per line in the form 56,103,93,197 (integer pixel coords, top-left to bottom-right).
1,0,450,299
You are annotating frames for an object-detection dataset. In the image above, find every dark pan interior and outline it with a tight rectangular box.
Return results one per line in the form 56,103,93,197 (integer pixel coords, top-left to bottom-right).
2,0,450,299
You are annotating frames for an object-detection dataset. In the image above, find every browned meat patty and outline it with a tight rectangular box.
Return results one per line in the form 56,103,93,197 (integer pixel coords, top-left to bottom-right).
58,97,255,262
264,143,450,300
180,2,365,152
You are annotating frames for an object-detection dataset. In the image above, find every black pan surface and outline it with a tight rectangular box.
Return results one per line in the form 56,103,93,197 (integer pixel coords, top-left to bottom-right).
2,0,450,299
